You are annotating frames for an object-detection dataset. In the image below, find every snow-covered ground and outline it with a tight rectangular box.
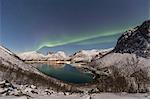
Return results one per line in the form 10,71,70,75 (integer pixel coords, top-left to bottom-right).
0,93,149,99
34,93,149,99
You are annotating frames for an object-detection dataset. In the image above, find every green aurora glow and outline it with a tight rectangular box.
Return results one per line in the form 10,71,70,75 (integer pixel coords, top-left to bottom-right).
37,29,127,50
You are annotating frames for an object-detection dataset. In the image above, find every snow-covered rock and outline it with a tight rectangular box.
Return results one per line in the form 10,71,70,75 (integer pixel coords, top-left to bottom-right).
18,51,46,61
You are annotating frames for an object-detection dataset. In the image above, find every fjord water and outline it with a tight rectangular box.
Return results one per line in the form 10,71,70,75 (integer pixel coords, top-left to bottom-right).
37,64,93,84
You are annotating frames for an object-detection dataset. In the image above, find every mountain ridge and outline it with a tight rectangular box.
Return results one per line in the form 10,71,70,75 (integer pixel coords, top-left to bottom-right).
113,20,150,58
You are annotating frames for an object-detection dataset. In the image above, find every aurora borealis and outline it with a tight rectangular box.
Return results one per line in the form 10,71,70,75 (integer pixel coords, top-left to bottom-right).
0,0,149,53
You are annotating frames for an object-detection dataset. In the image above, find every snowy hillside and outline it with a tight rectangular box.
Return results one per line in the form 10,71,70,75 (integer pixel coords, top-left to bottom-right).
0,45,38,73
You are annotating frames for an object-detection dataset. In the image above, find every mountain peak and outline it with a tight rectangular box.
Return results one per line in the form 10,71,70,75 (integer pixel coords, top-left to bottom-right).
141,20,150,28
139,20,150,37
114,20,150,58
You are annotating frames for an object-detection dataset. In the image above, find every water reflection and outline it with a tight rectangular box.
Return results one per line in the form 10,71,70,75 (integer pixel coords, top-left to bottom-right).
37,64,93,84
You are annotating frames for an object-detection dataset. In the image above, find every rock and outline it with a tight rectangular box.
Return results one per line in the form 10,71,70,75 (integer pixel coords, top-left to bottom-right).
114,20,150,58
9,89,23,96
89,88,99,93
0,81,22,96
19,85,24,90
64,92,70,96
23,87,38,95
24,87,33,93
5,82,11,86
44,89,52,95
30,85,36,89
57,92,64,95
5,83,15,89
0,80,23,96
0,88,8,94
44,89,49,92
0,80,6,88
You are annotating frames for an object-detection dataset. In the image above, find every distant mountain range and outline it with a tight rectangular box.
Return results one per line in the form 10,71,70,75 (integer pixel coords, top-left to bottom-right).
18,51,69,61
18,48,113,62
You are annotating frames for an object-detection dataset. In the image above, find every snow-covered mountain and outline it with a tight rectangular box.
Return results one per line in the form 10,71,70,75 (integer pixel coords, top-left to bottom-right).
113,20,150,58
71,48,113,63
71,49,99,63
18,51,46,61
18,48,112,62
46,51,69,61
18,51,69,61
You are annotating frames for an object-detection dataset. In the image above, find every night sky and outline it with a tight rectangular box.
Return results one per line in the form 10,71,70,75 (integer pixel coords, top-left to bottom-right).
0,0,149,54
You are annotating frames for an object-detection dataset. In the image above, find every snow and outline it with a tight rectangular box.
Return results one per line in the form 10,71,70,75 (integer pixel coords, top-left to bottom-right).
71,48,113,62
0,45,13,55
18,51,46,61
18,51,69,61
79,49,100,56
99,48,113,53
46,51,69,60
17,48,113,61
34,93,148,99
0,45,38,73
91,53,150,68
1,93,148,99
